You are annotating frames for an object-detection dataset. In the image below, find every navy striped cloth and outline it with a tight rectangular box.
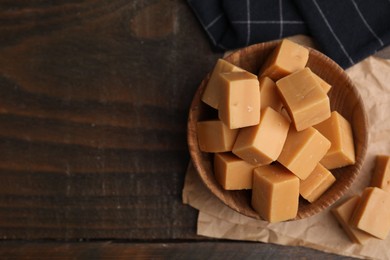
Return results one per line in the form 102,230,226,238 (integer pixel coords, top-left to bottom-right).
187,0,390,68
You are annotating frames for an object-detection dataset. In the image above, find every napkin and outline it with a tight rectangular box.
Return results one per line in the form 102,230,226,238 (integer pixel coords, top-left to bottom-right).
187,0,390,68
182,54,390,259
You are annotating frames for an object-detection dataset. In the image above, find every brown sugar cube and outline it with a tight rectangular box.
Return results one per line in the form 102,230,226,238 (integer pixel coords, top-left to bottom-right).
232,107,290,165
313,111,355,169
218,71,260,129
259,76,283,112
214,152,256,190
276,67,331,131
196,120,238,153
251,164,300,222
201,59,245,109
331,196,374,244
277,127,331,180
300,163,336,203
311,71,332,94
370,155,390,192
350,187,390,240
258,39,309,81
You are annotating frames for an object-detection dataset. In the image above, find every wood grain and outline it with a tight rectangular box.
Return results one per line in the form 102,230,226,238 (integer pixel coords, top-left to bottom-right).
0,241,355,259
0,0,220,240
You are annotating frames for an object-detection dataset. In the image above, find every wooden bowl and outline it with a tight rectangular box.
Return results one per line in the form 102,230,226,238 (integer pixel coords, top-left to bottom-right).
187,41,368,220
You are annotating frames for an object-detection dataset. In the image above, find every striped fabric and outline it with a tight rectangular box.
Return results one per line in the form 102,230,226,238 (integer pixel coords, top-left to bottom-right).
187,0,390,68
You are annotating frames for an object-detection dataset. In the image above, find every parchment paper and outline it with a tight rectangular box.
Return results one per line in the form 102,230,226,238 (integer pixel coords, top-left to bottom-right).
183,55,390,259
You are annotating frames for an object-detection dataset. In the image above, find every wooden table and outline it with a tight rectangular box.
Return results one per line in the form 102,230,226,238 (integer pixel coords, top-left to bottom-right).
0,1,361,258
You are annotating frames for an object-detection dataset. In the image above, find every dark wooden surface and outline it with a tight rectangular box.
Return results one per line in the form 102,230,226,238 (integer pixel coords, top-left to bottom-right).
0,0,357,258
0,241,355,259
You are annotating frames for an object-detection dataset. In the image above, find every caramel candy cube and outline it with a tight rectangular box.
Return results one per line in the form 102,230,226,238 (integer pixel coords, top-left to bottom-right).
276,68,331,131
331,196,373,244
280,106,292,122
350,187,390,240
232,107,290,165
300,163,336,202
258,39,309,81
214,153,256,190
314,111,355,169
201,59,244,109
259,77,283,112
370,155,390,192
218,71,260,129
252,164,299,222
311,71,332,94
197,120,238,152
277,127,331,180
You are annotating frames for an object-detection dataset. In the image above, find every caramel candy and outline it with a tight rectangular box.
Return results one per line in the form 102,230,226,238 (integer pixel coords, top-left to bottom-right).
280,106,292,122
331,196,373,244
311,71,332,94
258,39,309,81
276,68,331,131
370,155,390,192
259,77,283,112
232,107,290,165
218,71,260,129
314,111,355,169
300,163,336,202
252,164,299,222
350,187,390,239
201,59,244,109
277,127,331,180
214,153,256,190
197,120,238,152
